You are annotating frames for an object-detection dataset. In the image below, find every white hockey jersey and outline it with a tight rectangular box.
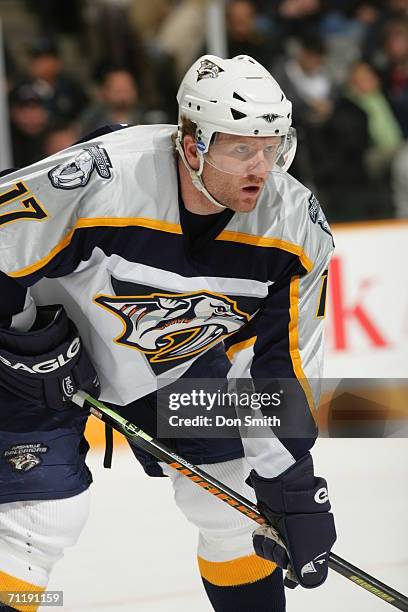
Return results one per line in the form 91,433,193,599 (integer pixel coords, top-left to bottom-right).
0,124,334,476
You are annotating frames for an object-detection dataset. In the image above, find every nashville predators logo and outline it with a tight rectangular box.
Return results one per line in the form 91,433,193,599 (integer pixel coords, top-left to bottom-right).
197,59,225,82
94,289,249,364
3,443,49,472
8,453,41,472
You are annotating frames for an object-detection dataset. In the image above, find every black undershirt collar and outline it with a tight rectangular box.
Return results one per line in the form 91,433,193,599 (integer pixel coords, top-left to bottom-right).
177,173,234,254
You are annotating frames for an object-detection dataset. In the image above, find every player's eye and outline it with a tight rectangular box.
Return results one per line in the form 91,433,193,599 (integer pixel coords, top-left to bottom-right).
264,145,278,155
234,145,251,155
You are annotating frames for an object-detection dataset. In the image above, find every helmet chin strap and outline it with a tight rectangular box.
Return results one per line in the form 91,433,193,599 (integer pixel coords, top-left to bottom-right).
176,137,226,210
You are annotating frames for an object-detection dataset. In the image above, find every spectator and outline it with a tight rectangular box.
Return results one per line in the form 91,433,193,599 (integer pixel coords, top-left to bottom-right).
226,0,282,67
43,121,79,157
380,18,408,136
273,33,333,126
154,0,205,82
79,68,142,136
318,2,388,85
321,60,399,221
24,0,84,37
347,60,403,177
321,85,373,220
93,2,178,121
272,33,334,188
130,0,171,40
354,1,389,60
391,141,408,217
387,0,408,17
27,38,89,124
274,0,325,38
8,82,48,167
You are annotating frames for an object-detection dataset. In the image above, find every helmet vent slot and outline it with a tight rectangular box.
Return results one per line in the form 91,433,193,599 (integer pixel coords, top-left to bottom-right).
230,108,247,120
233,92,246,102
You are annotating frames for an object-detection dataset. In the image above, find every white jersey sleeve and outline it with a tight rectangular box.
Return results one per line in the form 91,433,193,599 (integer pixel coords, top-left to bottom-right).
225,189,334,478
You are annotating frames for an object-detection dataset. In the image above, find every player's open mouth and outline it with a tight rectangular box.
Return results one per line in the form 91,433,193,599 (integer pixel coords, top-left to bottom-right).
242,185,261,195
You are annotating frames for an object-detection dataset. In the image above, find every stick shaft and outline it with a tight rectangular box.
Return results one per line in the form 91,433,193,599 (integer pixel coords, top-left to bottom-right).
72,391,408,611
329,553,408,611
74,391,264,523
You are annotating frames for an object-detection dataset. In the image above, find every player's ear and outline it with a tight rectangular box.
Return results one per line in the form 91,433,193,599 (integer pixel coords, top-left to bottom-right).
183,135,200,171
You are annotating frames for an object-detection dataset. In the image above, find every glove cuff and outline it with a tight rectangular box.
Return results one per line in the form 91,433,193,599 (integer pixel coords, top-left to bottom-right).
0,305,69,354
0,307,82,380
250,454,331,515
0,305,100,409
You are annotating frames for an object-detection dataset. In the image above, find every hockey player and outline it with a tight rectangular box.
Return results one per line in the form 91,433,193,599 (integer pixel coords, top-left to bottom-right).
0,55,336,611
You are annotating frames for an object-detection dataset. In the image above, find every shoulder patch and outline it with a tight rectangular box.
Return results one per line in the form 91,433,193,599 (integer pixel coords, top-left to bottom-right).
48,145,112,190
308,193,334,245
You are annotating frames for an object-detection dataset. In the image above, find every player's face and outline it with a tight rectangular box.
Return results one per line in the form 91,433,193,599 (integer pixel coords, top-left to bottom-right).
201,133,281,212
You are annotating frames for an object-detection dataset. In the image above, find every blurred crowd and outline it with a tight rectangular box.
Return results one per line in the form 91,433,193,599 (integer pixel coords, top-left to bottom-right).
3,0,408,221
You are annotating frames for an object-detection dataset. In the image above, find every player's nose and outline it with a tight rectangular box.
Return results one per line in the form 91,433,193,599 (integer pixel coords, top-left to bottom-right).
246,151,269,176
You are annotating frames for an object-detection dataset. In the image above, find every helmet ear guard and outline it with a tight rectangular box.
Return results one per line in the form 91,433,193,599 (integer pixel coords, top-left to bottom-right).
175,134,227,209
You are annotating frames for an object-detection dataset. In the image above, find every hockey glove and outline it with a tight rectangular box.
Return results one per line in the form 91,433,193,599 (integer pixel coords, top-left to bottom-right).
0,305,100,410
251,453,336,589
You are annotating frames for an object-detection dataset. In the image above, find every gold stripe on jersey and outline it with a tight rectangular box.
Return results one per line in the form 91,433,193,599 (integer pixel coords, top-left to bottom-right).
0,569,45,612
226,336,257,362
8,217,314,280
288,275,316,412
8,217,182,278
75,217,182,233
216,230,314,273
315,269,329,319
198,553,277,586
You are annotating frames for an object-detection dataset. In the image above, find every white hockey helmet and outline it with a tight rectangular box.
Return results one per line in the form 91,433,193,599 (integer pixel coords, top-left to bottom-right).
176,55,297,208
177,54,296,171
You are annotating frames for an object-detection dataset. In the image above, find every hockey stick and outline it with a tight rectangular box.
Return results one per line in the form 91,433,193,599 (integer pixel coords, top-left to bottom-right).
72,390,408,611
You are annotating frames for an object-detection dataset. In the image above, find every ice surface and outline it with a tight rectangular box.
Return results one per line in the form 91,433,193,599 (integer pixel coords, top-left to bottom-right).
47,439,408,611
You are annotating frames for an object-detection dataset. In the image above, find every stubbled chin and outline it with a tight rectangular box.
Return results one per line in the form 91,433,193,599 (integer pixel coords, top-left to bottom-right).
234,199,258,213
235,192,262,212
